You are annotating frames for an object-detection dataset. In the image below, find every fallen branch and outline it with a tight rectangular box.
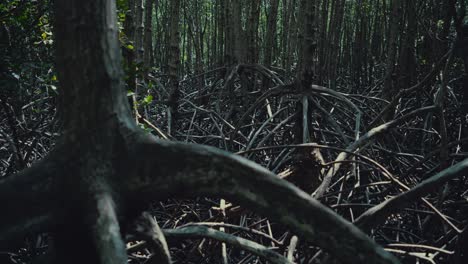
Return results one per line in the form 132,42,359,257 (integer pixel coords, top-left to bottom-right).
355,158,468,230
314,106,436,198
164,225,292,264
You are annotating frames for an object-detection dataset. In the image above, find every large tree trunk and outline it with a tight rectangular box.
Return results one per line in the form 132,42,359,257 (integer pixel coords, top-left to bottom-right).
231,0,245,63
246,0,261,64
290,0,322,192
53,0,135,263
0,1,401,264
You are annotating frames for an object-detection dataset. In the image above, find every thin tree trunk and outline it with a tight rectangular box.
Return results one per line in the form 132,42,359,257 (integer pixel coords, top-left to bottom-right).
143,0,155,71
264,0,279,68
167,0,181,135
231,0,245,63
224,0,234,64
124,0,136,92
134,0,144,64
217,0,225,66
327,0,344,89
397,0,417,89
383,0,401,100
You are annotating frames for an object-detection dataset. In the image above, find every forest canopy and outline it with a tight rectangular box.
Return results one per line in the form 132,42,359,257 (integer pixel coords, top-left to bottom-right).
1,0,468,263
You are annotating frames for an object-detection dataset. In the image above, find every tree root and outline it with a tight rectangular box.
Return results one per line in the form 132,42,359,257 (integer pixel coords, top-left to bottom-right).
124,133,400,264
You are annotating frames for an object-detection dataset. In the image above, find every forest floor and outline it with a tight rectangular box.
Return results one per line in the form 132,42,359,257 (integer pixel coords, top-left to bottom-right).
1,63,468,263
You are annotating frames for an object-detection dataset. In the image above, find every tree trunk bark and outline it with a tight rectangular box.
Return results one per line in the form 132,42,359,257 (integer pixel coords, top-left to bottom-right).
143,0,155,71
53,0,135,263
327,0,344,89
264,0,280,68
383,0,401,100
134,0,144,64
167,0,181,135
247,0,261,64
231,0,245,63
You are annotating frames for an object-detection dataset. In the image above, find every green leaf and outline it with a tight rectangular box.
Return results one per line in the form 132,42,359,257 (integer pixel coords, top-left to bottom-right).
126,44,134,50
436,20,444,29
143,95,153,104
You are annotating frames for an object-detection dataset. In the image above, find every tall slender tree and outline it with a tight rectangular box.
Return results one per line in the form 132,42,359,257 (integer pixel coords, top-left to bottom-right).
143,0,155,71
167,0,181,135
264,0,280,68
383,0,401,100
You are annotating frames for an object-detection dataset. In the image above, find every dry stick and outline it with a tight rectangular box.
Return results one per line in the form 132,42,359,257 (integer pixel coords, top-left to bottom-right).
179,66,227,84
347,159,465,235
313,106,436,199
265,220,275,248
136,113,171,140
182,99,246,140
266,98,274,118
374,179,462,234
230,83,296,145
0,100,25,168
0,129,23,168
245,107,289,152
435,49,455,166
239,143,461,232
210,114,228,149
308,85,362,141
180,222,283,245
185,109,198,142
133,212,171,264
384,248,437,263
272,148,295,173
287,235,299,262
163,226,293,264
219,198,228,264
431,230,460,261
420,49,456,231
355,158,468,231
323,181,393,199
254,114,297,150
404,138,468,177
302,96,310,143
310,98,350,144
386,243,454,255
